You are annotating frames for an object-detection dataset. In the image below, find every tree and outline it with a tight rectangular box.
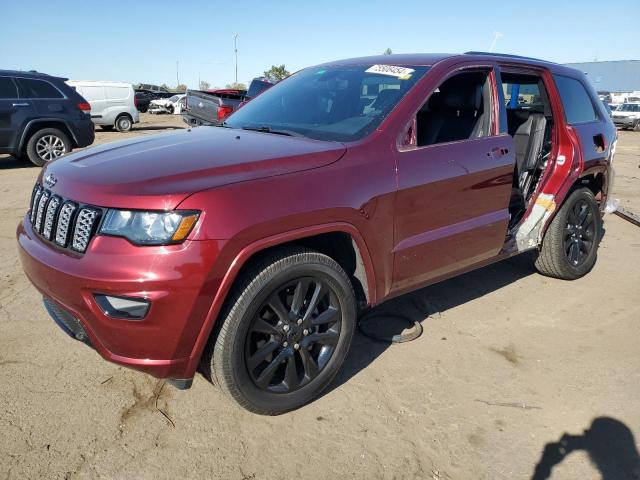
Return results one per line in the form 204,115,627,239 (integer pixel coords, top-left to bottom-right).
160,83,172,92
263,65,290,82
199,80,210,90
383,48,393,55
225,82,247,90
175,84,187,93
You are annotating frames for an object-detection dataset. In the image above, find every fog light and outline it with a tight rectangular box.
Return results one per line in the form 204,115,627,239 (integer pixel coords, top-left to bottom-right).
94,294,150,320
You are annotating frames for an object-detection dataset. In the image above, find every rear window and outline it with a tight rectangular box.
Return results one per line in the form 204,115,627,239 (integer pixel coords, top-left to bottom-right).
553,75,598,124
0,77,18,99
105,86,129,100
15,78,64,99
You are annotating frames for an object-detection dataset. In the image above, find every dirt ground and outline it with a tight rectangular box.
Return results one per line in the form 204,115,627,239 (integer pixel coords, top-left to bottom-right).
1,114,639,480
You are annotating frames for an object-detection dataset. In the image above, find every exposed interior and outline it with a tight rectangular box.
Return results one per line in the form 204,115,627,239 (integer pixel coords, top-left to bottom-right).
501,72,554,228
415,70,492,146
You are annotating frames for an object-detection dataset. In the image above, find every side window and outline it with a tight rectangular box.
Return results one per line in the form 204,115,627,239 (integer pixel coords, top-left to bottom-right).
0,77,18,99
80,86,105,101
553,75,598,124
413,70,493,147
105,86,129,100
15,78,64,99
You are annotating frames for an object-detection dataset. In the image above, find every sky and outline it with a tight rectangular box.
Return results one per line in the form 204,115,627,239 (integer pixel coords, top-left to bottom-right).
2,0,639,89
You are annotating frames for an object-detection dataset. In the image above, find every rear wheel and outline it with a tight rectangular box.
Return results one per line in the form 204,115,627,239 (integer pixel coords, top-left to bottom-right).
535,188,602,279
202,247,356,415
115,115,133,132
25,128,71,167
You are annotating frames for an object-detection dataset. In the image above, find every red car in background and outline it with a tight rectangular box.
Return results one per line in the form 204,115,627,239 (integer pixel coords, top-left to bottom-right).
18,52,615,414
182,78,275,126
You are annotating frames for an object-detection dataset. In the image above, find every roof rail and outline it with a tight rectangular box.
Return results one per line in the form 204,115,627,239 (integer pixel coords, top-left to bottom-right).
464,51,552,63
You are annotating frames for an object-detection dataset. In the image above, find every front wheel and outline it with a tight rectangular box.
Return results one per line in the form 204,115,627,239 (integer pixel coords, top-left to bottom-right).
535,188,602,279
202,247,357,415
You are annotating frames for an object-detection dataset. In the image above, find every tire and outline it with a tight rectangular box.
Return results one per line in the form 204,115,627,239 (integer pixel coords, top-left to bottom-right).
535,188,602,280
25,128,71,167
100,125,114,131
115,115,133,132
166,105,174,114
202,247,357,415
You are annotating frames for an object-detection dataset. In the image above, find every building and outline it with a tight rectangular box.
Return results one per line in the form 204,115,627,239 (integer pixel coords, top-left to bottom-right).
564,60,640,93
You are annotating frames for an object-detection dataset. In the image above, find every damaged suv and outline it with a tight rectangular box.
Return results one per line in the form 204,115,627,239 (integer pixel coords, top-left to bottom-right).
18,53,616,414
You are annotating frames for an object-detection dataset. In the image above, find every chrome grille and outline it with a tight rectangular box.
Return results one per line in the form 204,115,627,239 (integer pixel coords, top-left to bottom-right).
71,208,99,252
28,183,101,254
42,196,61,240
55,202,77,247
34,190,50,232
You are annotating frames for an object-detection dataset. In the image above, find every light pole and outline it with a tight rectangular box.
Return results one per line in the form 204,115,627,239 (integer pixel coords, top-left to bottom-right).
234,33,239,85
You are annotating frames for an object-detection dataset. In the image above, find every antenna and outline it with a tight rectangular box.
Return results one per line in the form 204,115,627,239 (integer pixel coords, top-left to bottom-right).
489,31,503,53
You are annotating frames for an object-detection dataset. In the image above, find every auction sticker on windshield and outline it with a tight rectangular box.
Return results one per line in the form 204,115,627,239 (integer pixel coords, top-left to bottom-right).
365,65,415,79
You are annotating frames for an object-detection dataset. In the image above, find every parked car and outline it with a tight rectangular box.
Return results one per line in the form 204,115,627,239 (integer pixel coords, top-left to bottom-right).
134,90,153,113
148,94,186,114
0,70,94,166
18,52,616,414
245,77,276,100
611,103,640,130
181,89,246,126
67,81,139,132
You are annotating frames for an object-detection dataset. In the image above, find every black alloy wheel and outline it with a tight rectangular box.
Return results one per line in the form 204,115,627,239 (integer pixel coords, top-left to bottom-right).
245,277,341,394
563,198,596,267
201,247,356,415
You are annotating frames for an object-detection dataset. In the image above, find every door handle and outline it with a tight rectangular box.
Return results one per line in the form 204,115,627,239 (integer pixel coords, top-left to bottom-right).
487,147,509,157
12,103,30,107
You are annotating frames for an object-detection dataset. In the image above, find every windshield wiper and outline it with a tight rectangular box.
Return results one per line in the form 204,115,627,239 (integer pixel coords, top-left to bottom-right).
241,125,302,137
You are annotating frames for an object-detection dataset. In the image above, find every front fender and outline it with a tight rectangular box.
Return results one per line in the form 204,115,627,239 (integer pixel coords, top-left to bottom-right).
182,221,376,379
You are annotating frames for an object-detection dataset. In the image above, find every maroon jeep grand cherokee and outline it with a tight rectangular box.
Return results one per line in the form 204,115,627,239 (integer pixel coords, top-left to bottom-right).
18,53,616,414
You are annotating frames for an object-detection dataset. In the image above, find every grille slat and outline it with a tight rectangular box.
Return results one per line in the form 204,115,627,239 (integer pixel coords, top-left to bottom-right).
54,202,77,247
71,208,99,253
42,196,61,240
34,190,50,232
29,183,100,254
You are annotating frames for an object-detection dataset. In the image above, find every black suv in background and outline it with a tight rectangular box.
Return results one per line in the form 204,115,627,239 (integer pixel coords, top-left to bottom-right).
0,70,95,166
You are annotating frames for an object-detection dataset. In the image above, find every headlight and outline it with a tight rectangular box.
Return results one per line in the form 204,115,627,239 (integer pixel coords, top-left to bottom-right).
99,209,199,245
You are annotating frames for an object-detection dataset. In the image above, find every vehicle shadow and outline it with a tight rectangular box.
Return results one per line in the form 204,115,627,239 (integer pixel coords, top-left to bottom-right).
0,155,34,170
530,417,640,479
328,252,537,394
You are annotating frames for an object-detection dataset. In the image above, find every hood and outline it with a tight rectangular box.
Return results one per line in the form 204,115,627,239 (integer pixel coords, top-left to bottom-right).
41,127,346,210
150,99,169,106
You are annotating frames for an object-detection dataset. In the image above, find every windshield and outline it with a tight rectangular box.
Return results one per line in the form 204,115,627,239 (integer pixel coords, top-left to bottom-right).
619,104,640,112
224,65,430,141
168,95,179,102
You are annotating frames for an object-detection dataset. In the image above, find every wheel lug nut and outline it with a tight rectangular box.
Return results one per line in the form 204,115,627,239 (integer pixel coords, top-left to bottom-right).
303,329,309,335
297,319,302,325
283,325,290,332
283,341,288,347
294,343,299,350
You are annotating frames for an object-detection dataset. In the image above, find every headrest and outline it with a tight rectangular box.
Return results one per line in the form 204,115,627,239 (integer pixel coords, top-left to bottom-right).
371,89,401,110
444,86,481,110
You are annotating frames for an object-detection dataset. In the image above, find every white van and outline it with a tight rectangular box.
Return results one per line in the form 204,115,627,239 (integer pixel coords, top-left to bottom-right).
66,81,139,132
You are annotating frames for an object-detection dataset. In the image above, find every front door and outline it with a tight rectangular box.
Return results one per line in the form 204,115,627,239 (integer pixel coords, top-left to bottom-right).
391,67,516,293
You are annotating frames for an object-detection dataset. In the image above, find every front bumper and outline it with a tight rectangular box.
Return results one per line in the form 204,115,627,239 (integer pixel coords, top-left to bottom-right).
612,117,638,128
17,216,223,379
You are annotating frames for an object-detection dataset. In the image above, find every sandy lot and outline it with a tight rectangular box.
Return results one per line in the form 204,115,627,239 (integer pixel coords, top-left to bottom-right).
1,114,639,480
